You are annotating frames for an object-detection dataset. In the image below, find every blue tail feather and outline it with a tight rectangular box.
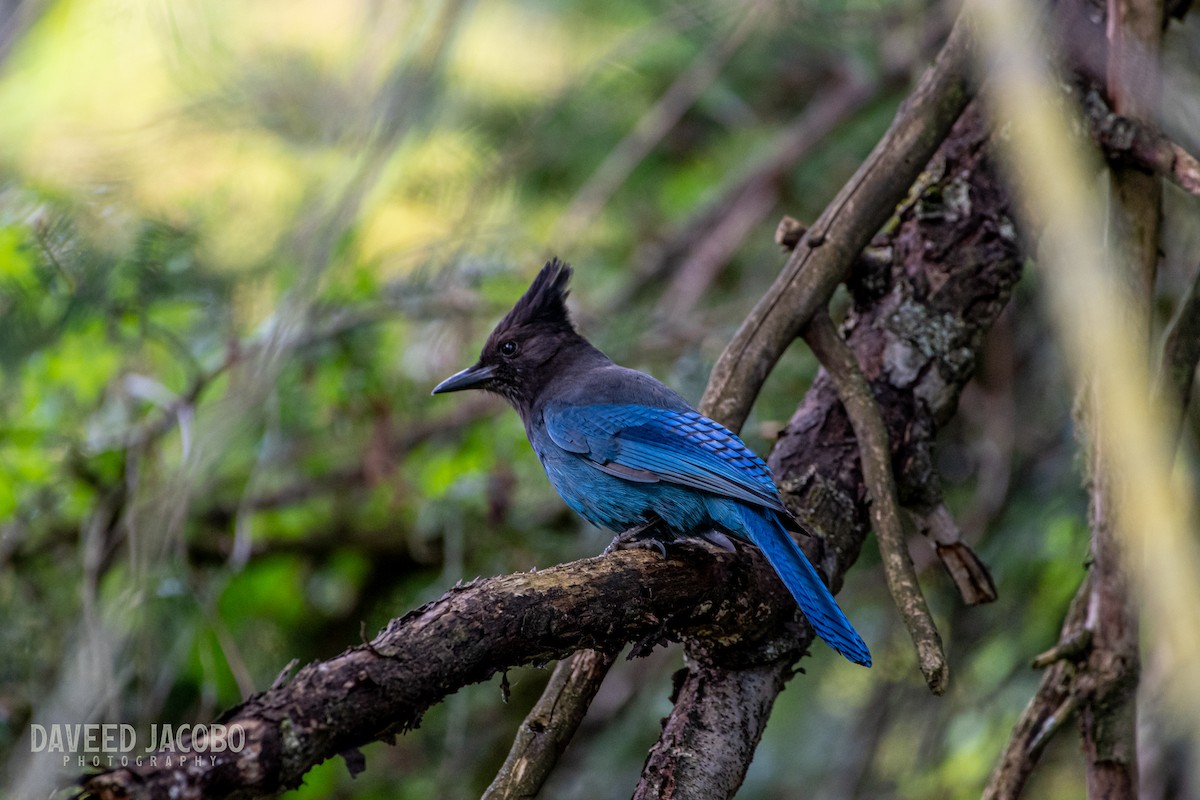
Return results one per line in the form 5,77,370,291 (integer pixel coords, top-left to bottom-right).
728,503,871,666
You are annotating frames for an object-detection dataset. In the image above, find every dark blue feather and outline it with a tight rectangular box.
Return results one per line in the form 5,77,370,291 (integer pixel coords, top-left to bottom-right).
545,404,784,511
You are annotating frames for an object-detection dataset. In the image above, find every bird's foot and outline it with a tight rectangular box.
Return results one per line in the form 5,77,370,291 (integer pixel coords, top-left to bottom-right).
605,519,670,557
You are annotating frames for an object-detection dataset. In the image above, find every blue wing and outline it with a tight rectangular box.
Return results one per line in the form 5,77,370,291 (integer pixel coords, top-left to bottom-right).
545,402,872,667
543,404,785,512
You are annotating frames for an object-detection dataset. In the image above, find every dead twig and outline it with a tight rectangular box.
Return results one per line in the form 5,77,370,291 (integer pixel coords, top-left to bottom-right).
804,310,949,694
916,504,997,606
1083,89,1200,198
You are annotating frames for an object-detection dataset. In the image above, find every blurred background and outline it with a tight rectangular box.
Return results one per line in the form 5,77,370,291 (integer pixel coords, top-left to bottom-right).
1,0,1199,798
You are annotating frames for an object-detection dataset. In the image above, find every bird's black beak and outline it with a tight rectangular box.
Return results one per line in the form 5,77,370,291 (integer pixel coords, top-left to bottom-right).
432,363,495,394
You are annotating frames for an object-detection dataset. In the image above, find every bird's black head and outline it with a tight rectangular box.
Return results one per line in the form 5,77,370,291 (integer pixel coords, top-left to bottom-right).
432,258,599,410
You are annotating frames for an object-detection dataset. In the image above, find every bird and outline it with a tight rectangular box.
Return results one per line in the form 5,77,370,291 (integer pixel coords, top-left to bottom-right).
432,259,871,666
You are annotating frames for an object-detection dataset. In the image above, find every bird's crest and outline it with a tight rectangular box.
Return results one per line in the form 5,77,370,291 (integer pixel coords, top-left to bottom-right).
496,258,575,335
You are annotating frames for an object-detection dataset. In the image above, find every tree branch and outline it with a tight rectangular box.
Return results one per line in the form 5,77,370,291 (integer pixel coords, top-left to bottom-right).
1074,0,1161,791
634,658,793,800
804,310,948,694
82,547,800,800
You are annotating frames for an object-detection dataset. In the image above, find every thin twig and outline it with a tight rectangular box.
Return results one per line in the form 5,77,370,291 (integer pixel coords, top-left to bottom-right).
1027,691,1086,756
1031,629,1093,668
1083,88,1200,198
804,310,949,694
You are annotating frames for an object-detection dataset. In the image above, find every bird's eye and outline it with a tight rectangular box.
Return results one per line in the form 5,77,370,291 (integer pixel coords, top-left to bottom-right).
499,340,519,358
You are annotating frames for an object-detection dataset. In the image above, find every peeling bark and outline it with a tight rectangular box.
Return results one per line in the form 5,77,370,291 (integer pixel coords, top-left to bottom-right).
776,100,1020,561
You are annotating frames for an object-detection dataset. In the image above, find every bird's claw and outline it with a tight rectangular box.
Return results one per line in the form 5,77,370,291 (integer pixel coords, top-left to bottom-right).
609,536,668,557
606,519,669,557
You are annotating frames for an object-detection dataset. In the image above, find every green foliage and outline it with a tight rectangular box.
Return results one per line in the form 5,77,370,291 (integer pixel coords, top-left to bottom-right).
0,0,1166,798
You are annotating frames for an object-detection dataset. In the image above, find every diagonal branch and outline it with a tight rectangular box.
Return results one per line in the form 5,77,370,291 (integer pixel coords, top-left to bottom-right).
804,310,949,694
699,7,978,432
1072,0,1162,791
482,649,617,800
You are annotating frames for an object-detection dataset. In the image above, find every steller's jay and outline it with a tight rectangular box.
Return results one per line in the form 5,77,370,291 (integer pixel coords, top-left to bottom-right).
433,259,870,666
